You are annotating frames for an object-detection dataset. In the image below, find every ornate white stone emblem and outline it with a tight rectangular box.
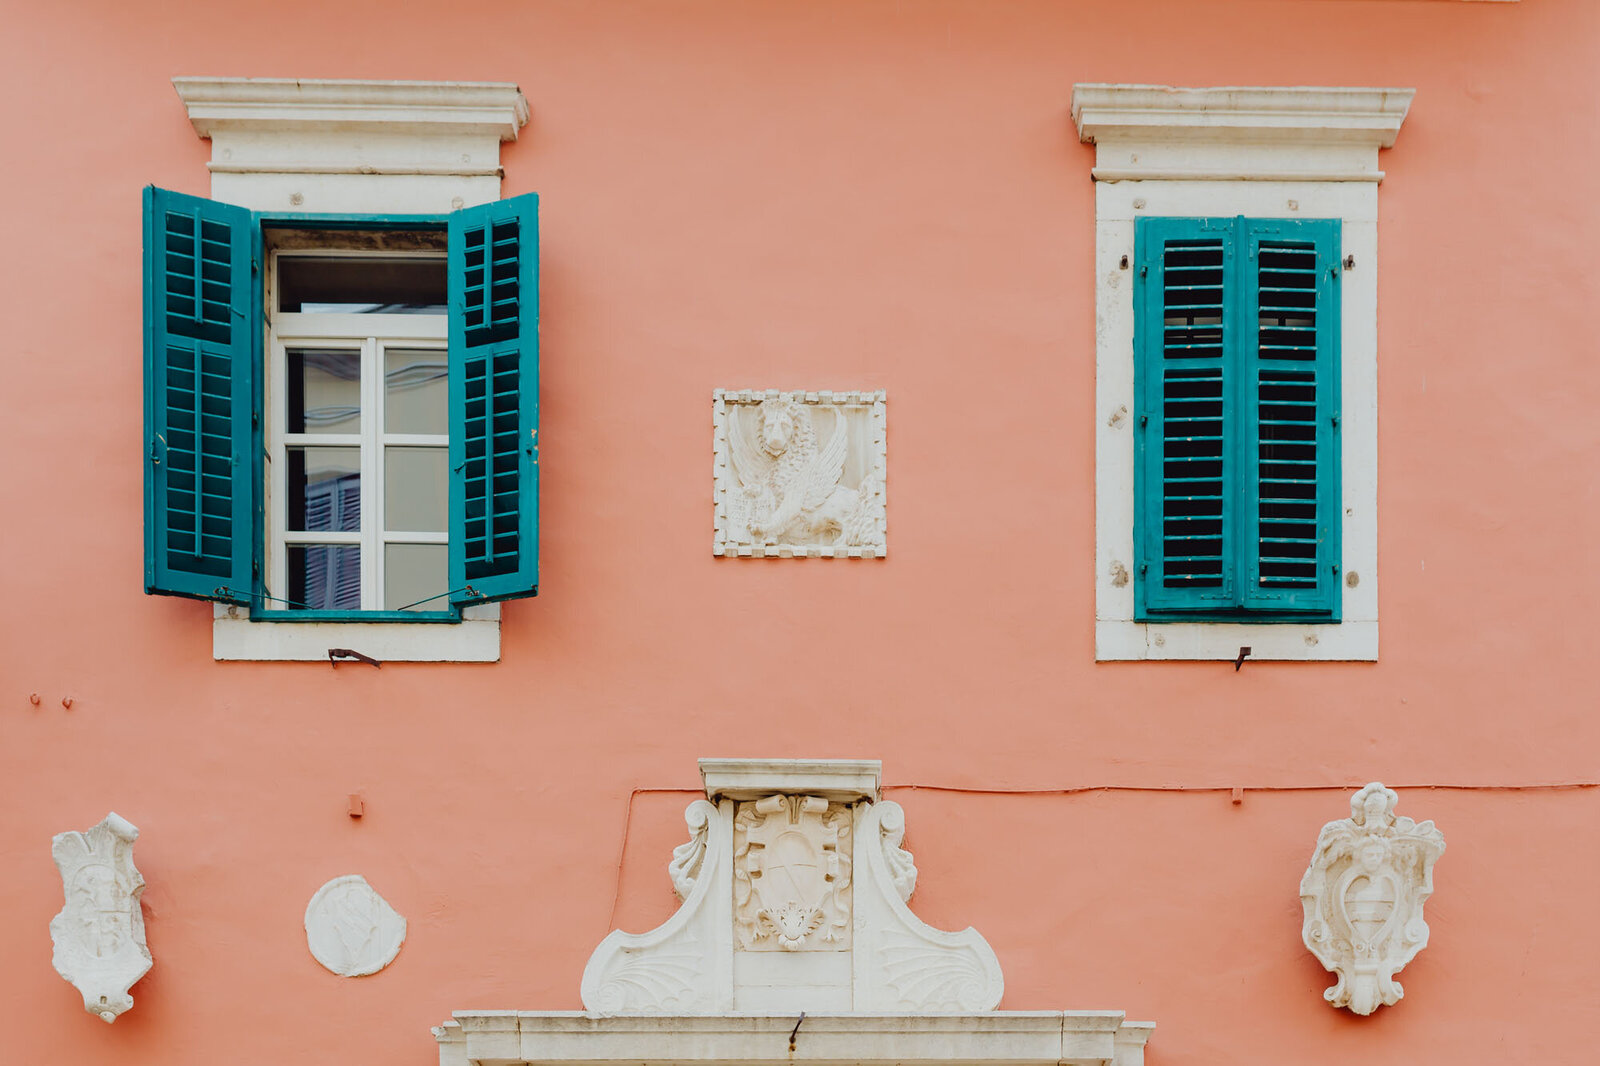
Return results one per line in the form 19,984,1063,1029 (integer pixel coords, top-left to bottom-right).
1300,783,1446,1015
734,795,852,950
581,759,1002,1013
50,812,152,1023
713,390,886,558
304,875,407,977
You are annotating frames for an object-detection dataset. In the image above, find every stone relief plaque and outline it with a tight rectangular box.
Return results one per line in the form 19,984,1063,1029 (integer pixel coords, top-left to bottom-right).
304,874,407,977
733,795,852,951
50,812,152,1023
1300,783,1446,1015
713,390,887,558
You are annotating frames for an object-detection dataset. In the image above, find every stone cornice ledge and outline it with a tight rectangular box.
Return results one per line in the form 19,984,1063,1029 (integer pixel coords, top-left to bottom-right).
434,1013,1156,1066
173,77,529,140
1071,84,1414,182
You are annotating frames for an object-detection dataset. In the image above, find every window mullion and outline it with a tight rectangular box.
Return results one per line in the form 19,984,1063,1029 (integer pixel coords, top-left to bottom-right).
362,336,382,611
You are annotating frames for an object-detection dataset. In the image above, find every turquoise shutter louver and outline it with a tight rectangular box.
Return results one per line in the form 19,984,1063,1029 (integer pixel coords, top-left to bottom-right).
448,193,540,605
143,186,258,603
1135,217,1240,614
1242,219,1341,617
1134,216,1340,620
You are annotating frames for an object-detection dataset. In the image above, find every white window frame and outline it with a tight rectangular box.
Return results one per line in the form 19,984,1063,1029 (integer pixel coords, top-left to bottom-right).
266,251,451,613
1073,84,1413,661
177,77,528,661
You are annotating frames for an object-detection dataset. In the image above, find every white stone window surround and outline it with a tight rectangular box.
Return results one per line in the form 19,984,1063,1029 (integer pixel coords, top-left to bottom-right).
1073,84,1413,662
174,77,528,662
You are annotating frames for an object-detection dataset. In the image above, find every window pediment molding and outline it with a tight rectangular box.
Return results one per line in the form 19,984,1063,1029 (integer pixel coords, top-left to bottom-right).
171,77,529,213
1071,84,1414,183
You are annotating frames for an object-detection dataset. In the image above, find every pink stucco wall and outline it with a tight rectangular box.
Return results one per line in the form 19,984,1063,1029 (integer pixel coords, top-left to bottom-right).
2,0,1598,1062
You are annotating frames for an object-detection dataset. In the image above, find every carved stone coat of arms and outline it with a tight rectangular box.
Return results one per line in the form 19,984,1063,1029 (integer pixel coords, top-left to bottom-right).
50,813,153,1022
1300,783,1446,1015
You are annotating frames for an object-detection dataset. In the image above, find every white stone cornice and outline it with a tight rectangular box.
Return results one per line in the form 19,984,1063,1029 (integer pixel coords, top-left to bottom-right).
699,758,883,802
173,77,529,140
435,1012,1155,1066
1071,84,1414,183
171,77,528,212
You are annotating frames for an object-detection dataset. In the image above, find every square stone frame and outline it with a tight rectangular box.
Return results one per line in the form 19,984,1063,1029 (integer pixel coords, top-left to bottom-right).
712,389,888,559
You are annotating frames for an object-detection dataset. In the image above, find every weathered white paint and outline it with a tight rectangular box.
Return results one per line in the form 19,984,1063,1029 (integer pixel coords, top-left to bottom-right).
173,78,528,213
1073,85,1412,661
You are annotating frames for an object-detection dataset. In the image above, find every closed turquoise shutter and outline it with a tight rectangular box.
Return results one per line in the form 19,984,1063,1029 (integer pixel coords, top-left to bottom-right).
143,187,257,602
1135,217,1239,616
448,193,540,605
1240,219,1341,617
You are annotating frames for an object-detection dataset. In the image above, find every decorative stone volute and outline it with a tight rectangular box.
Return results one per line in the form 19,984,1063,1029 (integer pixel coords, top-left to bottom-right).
1300,783,1446,1015
50,813,152,1023
580,758,1003,1013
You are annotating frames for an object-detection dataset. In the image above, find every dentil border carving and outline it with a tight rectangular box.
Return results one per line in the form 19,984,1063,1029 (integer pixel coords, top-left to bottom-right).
713,390,887,558
1300,783,1446,1015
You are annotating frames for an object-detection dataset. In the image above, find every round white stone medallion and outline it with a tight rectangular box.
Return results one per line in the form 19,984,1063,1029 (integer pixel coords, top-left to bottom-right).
304,874,406,977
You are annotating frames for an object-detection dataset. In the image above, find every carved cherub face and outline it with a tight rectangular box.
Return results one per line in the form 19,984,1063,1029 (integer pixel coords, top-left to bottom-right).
1357,839,1388,873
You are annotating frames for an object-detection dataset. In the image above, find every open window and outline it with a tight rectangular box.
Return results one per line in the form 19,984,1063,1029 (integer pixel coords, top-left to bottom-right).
142,188,540,634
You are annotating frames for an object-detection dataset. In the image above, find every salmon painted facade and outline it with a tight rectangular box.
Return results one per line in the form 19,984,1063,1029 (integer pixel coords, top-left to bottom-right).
2,1,1598,1063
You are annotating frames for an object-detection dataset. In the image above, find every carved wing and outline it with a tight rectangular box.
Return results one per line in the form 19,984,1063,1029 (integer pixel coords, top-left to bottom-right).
802,407,850,509
724,404,775,490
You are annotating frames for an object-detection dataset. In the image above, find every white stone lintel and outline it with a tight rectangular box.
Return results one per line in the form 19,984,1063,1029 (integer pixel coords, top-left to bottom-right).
699,758,883,803
173,77,529,140
1071,84,1414,183
435,1012,1154,1066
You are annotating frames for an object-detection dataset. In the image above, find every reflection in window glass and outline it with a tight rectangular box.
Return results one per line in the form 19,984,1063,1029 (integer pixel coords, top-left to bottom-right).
289,545,361,610
385,349,448,434
385,447,447,532
287,349,360,434
385,543,448,611
288,448,360,532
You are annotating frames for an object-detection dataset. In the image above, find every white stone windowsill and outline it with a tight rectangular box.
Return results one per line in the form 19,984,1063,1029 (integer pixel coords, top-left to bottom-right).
212,603,500,662
435,1012,1155,1066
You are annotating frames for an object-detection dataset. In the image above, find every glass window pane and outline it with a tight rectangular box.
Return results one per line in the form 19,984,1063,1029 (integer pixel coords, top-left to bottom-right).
385,447,447,532
288,447,360,532
287,349,361,434
385,543,448,611
278,255,446,313
288,545,361,610
385,349,448,435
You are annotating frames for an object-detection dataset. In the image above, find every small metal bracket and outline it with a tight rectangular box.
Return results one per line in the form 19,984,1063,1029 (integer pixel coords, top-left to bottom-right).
789,1012,806,1051
1234,646,1252,671
329,648,382,669
1342,254,1355,271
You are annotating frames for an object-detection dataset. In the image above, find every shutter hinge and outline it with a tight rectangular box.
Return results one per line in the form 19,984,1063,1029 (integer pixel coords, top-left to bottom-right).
252,560,260,578
1331,414,1340,429
1138,414,1148,428
1138,265,1148,279
1139,563,1148,575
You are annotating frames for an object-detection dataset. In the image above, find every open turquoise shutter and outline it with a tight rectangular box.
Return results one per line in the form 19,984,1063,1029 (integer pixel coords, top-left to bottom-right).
1240,218,1341,616
1135,217,1238,616
143,186,257,603
448,193,540,605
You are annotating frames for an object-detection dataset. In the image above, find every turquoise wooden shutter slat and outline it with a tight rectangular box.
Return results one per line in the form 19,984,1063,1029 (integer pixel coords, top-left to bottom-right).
1241,218,1341,617
1135,217,1238,617
143,186,256,603
448,193,540,606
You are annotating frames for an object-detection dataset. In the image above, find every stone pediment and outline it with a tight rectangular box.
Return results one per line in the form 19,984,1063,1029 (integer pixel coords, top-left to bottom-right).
436,759,1154,1066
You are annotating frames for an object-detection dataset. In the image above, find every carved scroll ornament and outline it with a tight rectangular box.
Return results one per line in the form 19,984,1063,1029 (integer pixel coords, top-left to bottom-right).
1300,783,1445,1015
50,813,152,1023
